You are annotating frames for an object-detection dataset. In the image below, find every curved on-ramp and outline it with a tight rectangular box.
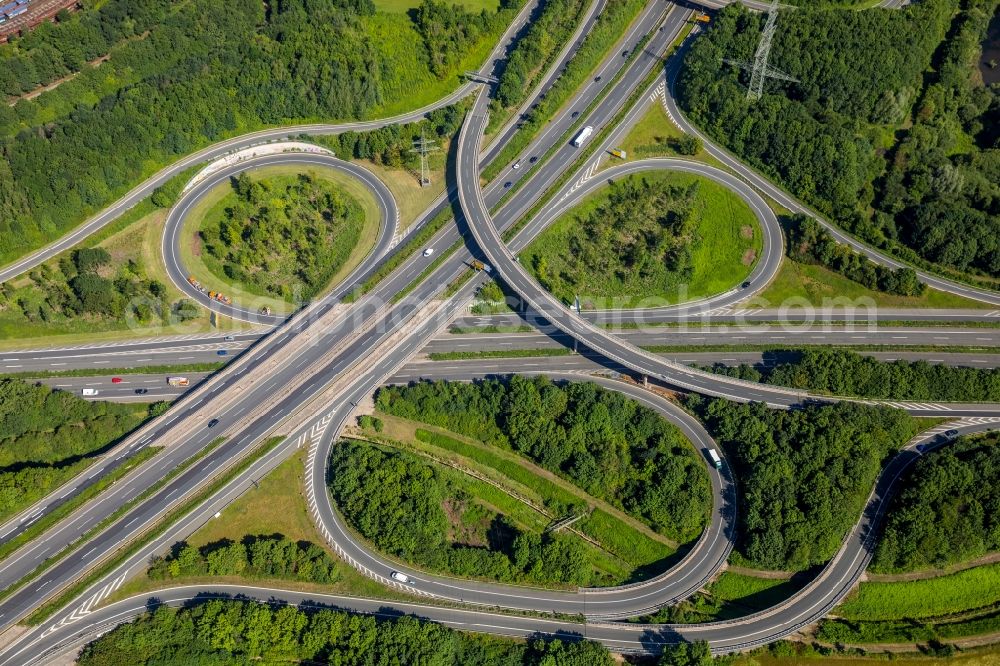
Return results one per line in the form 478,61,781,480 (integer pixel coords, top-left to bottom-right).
11,417,1000,664
163,153,399,324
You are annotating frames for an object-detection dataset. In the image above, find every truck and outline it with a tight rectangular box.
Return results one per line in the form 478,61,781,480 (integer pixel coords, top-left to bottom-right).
470,260,493,273
695,13,710,23
81,388,99,396
707,448,722,469
167,376,190,387
610,148,627,159
571,126,594,148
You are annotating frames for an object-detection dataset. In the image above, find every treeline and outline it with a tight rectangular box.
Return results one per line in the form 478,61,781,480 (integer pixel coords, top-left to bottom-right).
677,2,984,277
376,376,712,542
874,434,1000,572
872,0,1000,277
3,246,171,326
0,378,147,520
148,535,340,583
493,0,588,109
695,399,916,570
201,173,364,301
0,0,513,265
528,177,699,304
328,440,593,586
787,215,924,296
78,601,615,665
415,0,506,77
707,349,1000,402
0,0,172,98
318,103,464,168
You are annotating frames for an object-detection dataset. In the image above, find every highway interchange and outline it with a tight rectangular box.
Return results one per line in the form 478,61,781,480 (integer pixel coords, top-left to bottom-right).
0,0,998,661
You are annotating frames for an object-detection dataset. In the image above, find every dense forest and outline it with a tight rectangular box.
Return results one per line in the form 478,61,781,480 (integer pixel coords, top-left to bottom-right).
706,349,1000,402
786,215,924,296
874,434,1000,572
328,439,595,586
78,601,615,665
0,0,173,97
0,378,148,521
376,376,712,542
0,0,516,265
149,535,341,583
695,399,916,570
677,0,1000,281
200,173,365,301
526,177,699,303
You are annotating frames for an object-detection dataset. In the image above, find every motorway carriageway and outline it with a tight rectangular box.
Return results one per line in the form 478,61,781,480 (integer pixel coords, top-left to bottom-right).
0,0,675,634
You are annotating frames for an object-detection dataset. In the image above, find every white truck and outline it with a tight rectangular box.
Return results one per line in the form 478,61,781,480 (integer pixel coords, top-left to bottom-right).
572,126,594,147
707,448,722,469
81,388,99,396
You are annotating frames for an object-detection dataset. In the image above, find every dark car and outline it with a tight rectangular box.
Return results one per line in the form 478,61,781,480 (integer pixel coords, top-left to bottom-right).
217,349,228,356
571,111,579,118
741,281,751,289
529,156,538,164
622,50,629,57
944,429,960,439
207,418,219,428
594,75,602,82
134,388,148,395
504,181,513,188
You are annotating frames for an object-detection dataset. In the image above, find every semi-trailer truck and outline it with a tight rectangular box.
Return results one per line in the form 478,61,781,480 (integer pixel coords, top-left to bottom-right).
571,126,594,147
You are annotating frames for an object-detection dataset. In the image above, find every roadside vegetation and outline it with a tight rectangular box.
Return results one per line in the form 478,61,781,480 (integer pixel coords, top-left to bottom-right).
705,348,1000,402
678,0,999,286
377,376,713,543
357,413,677,579
522,172,760,308
0,378,154,524
874,433,1000,572
641,570,809,624
329,438,632,587
693,398,918,571
77,601,614,665
0,0,518,266
195,172,369,302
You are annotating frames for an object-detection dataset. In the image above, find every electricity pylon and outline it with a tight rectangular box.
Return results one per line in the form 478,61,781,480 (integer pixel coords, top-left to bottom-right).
410,129,439,187
722,0,799,102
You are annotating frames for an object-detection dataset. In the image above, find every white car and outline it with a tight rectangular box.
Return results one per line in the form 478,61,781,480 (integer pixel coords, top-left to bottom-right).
224,335,235,341
390,571,410,583
423,248,435,257
512,159,522,170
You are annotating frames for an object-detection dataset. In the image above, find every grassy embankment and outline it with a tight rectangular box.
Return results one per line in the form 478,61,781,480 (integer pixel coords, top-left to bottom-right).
523,171,762,307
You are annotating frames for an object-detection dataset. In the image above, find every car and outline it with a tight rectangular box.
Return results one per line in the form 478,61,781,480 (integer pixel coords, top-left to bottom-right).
529,156,538,164
944,429,960,439
111,377,122,384
224,335,235,342
207,418,219,428
741,281,751,289
504,181,513,188
217,349,228,356
390,571,410,584
135,388,149,395
423,248,435,257
571,111,579,118
512,159,522,170
916,443,927,452
594,75,602,82
622,50,629,57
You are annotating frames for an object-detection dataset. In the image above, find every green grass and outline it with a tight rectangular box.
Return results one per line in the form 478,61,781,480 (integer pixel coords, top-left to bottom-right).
757,257,997,310
708,572,807,614
426,348,573,361
523,171,762,308
3,362,223,381
837,562,1000,621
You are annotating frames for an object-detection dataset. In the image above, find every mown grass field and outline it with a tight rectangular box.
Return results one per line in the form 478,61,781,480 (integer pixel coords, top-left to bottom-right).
837,562,1000,621
523,171,762,308
757,258,995,310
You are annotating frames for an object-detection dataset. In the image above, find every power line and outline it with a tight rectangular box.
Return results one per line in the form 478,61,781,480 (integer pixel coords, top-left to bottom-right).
409,129,439,188
722,0,799,102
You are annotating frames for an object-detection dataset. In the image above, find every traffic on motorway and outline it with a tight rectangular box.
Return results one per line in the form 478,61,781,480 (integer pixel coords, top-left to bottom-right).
0,0,997,662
